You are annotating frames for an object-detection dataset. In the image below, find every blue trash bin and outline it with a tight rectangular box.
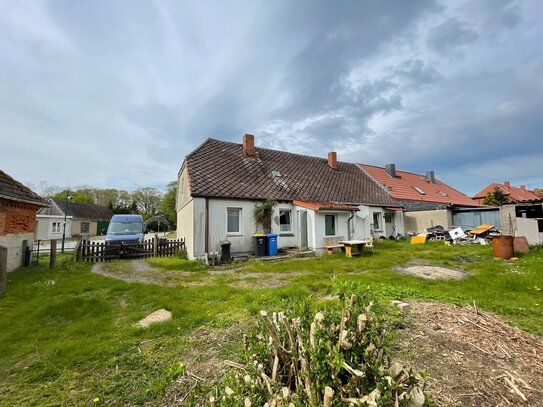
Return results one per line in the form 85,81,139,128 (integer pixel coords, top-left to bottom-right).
266,233,278,256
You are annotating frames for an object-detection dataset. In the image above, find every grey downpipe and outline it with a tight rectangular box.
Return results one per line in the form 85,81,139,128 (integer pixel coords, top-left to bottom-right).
347,210,355,240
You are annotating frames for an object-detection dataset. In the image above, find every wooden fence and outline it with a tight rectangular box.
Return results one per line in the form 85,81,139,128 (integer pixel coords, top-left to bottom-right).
78,237,185,263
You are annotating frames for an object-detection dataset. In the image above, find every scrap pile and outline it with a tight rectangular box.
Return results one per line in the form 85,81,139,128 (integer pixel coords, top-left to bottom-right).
410,224,501,245
398,302,543,406
210,296,429,406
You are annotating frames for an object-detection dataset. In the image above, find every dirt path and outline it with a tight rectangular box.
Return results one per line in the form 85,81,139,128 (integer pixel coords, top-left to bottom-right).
395,302,543,406
92,260,192,286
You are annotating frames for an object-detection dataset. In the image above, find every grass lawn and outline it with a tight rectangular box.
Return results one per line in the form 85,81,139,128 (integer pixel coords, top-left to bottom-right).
0,241,541,406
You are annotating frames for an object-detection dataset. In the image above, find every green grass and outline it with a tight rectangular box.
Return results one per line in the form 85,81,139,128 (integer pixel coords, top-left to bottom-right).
0,241,542,405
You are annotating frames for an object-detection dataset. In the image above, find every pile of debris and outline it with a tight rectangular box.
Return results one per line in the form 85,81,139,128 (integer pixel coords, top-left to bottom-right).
396,302,543,406
410,224,501,245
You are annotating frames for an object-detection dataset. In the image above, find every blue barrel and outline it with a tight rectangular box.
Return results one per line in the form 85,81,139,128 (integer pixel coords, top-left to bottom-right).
266,233,278,256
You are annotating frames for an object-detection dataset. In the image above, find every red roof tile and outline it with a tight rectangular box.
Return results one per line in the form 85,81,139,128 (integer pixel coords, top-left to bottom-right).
359,164,478,207
185,139,398,207
293,201,360,211
473,183,540,202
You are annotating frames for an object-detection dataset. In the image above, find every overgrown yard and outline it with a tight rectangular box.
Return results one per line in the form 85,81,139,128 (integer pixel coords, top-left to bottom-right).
0,241,542,406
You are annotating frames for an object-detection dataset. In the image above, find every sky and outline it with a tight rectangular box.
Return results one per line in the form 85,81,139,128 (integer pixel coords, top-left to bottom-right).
1,0,542,196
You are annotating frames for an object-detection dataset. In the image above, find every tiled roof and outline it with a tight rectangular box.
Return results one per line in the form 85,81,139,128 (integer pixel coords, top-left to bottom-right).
185,139,398,206
52,199,113,221
0,170,47,206
359,164,479,207
293,201,360,211
473,183,540,202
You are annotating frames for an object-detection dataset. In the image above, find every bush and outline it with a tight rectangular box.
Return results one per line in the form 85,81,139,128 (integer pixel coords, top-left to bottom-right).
208,294,429,406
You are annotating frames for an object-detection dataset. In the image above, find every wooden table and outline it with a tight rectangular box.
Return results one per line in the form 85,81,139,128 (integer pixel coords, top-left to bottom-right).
338,240,365,257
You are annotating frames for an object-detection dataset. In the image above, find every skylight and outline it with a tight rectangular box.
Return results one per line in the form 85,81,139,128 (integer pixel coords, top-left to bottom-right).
412,186,426,195
437,190,448,197
271,170,281,177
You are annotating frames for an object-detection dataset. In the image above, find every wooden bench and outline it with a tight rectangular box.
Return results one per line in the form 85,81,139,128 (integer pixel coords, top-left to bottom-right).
323,236,346,255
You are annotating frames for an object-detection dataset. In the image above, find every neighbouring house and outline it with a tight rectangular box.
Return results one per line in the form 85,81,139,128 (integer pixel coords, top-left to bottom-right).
499,199,543,246
0,170,47,272
36,199,113,240
359,164,494,233
473,181,541,205
176,135,403,259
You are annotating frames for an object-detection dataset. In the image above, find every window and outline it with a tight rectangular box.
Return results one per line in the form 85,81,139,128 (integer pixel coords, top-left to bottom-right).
279,209,292,232
412,186,426,195
81,222,90,233
52,222,61,233
373,213,382,230
325,214,336,236
227,208,241,234
384,213,393,224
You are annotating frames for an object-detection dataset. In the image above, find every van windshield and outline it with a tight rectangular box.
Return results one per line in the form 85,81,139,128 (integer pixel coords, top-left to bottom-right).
107,222,143,235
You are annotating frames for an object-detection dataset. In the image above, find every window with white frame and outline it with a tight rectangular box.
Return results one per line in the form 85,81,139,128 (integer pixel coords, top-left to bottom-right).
279,209,292,232
52,222,61,233
227,208,242,234
372,212,382,230
325,214,336,236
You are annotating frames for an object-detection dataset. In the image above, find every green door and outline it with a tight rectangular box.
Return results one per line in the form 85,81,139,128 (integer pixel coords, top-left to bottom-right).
97,221,109,236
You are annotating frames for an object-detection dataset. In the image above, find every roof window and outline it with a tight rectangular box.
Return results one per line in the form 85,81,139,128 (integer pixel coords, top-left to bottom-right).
437,190,448,197
271,171,282,177
412,186,426,195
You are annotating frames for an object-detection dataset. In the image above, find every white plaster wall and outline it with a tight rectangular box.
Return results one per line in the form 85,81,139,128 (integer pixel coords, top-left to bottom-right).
207,199,298,254
0,232,34,272
516,218,542,246
313,211,352,249
35,216,72,240
176,200,194,258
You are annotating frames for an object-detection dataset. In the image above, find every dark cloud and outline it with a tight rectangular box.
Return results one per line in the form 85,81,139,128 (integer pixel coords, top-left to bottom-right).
0,0,542,194
427,17,479,53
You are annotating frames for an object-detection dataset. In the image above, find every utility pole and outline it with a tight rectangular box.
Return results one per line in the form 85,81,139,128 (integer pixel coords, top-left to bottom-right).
61,191,72,253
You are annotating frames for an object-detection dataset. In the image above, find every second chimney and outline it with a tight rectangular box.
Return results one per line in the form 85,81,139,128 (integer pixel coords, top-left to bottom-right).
242,134,255,159
504,181,510,189
328,152,338,170
426,170,436,184
385,164,396,178
520,185,526,191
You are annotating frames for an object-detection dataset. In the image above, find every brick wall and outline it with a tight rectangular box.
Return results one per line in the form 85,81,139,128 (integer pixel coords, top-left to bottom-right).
0,199,38,236
0,200,39,272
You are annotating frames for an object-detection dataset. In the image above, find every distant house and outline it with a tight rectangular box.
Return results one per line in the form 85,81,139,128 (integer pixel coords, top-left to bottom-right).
359,164,493,233
0,170,47,272
500,199,543,246
36,199,113,240
473,181,541,205
176,135,402,259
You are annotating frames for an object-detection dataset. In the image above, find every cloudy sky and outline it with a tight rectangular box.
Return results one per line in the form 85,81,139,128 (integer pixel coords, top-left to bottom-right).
1,0,542,195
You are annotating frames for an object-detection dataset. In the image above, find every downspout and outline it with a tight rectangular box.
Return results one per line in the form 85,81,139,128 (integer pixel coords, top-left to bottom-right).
347,210,355,240
205,197,209,253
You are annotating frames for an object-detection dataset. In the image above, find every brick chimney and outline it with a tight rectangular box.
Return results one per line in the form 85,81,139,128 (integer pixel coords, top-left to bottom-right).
385,164,396,178
242,134,255,159
327,151,338,170
426,170,436,184
520,185,526,191
504,181,510,189
535,188,540,196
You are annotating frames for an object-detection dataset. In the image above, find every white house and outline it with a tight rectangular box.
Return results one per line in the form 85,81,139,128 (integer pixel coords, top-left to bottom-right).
36,199,113,240
176,134,404,259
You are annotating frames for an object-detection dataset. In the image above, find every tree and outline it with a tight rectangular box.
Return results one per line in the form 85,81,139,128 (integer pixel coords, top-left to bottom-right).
159,181,177,227
483,186,509,206
132,187,162,215
51,189,94,204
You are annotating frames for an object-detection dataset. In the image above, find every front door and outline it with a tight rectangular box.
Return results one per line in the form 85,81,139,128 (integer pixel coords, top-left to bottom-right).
299,211,308,249
384,212,394,238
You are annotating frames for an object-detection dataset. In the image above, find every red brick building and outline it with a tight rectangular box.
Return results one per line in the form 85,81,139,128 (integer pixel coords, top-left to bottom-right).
0,170,47,272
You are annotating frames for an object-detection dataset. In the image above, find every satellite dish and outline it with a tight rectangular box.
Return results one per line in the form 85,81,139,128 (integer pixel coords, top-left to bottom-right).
357,205,369,219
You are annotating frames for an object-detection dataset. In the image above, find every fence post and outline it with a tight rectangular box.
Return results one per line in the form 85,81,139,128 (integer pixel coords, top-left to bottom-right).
0,246,7,298
75,237,83,262
153,234,158,257
50,240,57,269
